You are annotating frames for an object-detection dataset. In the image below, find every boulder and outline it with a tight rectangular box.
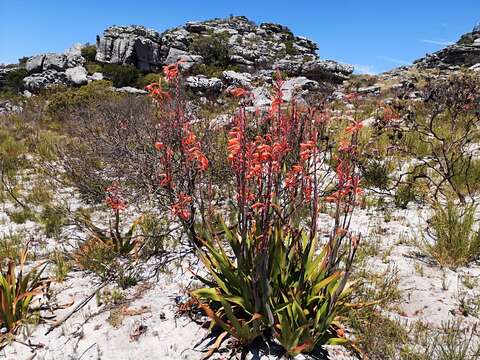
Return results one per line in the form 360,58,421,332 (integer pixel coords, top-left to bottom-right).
222,70,252,88
23,70,68,91
65,66,88,85
358,85,381,95
114,86,148,95
185,22,208,33
273,58,303,76
164,48,203,71
281,77,319,102
65,43,86,68
89,72,104,81
251,86,272,108
301,60,354,82
185,75,222,93
42,53,68,71
96,25,162,71
0,100,22,116
26,55,45,73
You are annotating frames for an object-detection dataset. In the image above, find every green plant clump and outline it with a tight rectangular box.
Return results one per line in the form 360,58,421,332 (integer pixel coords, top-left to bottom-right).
424,202,480,268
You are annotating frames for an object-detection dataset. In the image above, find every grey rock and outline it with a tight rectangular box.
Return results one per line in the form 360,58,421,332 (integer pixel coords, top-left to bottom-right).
164,48,203,71
161,28,190,53
114,86,148,95
301,60,354,82
273,58,304,76
26,55,45,73
415,27,480,68
42,53,68,71
0,100,22,116
251,86,272,108
281,77,319,102
65,43,86,68
358,85,381,94
185,75,222,93
185,22,208,33
222,70,252,88
65,66,88,85
89,72,104,81
23,70,68,91
474,23,480,33
96,25,162,71
470,63,480,72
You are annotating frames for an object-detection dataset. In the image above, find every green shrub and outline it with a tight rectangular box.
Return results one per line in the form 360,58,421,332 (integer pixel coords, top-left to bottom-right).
39,205,66,238
422,321,480,360
424,202,480,268
102,64,140,88
81,44,97,62
191,33,230,68
362,160,390,190
4,68,28,92
284,40,299,56
85,62,103,75
394,184,416,209
46,80,115,121
136,73,164,89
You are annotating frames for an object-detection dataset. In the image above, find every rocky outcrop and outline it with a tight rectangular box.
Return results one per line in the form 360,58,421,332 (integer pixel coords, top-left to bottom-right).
95,25,162,71
14,16,353,93
26,44,85,73
415,24,480,69
95,16,352,81
23,70,69,91
22,44,87,91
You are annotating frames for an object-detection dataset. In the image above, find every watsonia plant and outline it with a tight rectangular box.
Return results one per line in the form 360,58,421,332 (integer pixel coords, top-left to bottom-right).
0,247,47,346
146,65,363,355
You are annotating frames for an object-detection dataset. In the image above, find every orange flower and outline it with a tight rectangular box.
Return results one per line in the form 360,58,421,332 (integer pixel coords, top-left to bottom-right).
230,87,249,98
105,184,126,211
346,120,364,134
163,62,180,82
155,142,165,151
171,193,192,220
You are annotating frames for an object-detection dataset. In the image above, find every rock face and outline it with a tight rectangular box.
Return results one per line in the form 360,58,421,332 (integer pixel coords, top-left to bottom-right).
415,24,480,69
95,16,352,81
95,25,162,71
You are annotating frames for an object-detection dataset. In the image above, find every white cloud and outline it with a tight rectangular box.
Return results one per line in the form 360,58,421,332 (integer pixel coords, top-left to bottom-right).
353,64,377,75
377,56,411,66
421,39,454,46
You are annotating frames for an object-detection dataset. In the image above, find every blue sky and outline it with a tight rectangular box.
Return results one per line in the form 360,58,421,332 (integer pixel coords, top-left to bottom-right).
1,1,479,73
